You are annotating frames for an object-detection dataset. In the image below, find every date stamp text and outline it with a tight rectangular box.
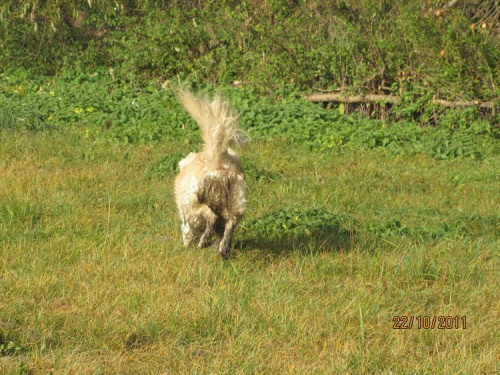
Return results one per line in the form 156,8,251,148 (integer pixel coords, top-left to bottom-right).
393,316,467,330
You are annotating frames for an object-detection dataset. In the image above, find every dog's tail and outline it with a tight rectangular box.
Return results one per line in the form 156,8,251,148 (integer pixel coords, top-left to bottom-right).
177,89,246,167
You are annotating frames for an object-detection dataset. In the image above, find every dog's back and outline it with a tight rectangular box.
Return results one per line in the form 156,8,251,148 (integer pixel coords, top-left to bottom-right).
175,149,246,220
196,150,246,218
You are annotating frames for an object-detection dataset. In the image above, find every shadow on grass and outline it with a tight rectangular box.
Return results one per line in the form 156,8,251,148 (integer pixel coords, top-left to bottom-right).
235,208,356,256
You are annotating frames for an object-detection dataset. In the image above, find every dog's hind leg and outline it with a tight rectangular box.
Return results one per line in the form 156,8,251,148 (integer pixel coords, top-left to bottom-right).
218,218,237,259
213,217,226,248
197,205,217,249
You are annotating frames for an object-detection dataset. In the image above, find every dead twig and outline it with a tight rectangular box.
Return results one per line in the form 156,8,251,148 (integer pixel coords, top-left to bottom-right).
304,93,497,111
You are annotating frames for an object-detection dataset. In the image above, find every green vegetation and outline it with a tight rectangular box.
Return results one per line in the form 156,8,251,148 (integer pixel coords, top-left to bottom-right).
1,0,499,373
1,0,499,100
1,71,498,158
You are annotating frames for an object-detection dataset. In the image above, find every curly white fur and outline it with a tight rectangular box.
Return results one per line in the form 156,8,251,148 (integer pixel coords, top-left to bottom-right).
174,90,247,259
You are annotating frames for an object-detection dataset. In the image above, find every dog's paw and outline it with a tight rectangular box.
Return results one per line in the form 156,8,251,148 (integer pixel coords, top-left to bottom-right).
218,245,231,260
219,250,230,260
198,237,212,249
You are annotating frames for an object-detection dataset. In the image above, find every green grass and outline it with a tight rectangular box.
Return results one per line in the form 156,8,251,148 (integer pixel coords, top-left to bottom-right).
0,126,499,373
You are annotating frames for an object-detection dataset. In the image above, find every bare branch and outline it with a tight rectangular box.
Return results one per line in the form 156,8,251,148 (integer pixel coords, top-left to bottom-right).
305,93,401,104
305,93,497,111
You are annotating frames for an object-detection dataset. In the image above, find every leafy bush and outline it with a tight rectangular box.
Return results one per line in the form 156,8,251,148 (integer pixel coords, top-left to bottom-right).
242,208,499,245
242,208,355,240
1,70,498,160
366,214,500,240
1,1,498,101
238,93,499,160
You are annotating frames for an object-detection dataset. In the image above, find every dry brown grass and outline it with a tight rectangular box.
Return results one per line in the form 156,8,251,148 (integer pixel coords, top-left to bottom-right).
1,131,499,374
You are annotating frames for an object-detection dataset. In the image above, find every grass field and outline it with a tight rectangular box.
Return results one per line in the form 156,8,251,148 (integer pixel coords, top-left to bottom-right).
1,120,499,373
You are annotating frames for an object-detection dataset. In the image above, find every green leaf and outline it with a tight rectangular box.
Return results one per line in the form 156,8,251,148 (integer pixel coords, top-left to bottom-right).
338,103,345,115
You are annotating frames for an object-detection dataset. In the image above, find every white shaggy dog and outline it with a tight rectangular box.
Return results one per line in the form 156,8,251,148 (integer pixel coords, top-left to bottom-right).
174,90,247,259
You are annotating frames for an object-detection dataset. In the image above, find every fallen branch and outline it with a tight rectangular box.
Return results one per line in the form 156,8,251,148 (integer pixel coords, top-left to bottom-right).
305,93,400,104
432,99,495,109
305,93,497,111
